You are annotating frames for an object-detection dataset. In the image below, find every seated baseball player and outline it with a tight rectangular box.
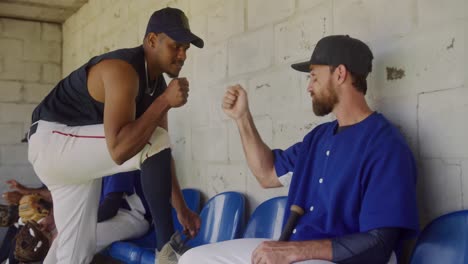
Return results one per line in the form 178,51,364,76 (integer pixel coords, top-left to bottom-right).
179,35,419,264
2,172,150,264
0,180,51,264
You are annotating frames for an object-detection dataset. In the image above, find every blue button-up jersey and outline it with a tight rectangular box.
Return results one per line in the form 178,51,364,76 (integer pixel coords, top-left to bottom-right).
273,112,419,242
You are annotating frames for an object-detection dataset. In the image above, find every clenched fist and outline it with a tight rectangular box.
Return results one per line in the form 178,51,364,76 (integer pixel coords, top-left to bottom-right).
222,85,249,121
164,77,189,108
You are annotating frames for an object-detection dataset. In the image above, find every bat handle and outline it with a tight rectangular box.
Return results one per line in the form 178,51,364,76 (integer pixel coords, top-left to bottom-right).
278,205,304,241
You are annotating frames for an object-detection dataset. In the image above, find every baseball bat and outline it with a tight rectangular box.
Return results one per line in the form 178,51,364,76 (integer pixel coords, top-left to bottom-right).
278,205,304,241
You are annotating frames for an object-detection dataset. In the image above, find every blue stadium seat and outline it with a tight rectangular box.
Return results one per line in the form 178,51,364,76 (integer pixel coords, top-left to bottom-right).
187,191,245,248
106,242,144,264
243,196,287,239
410,210,468,264
139,249,155,264
107,189,201,263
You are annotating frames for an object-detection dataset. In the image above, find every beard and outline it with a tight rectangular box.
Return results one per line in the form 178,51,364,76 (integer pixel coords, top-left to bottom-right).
312,85,339,116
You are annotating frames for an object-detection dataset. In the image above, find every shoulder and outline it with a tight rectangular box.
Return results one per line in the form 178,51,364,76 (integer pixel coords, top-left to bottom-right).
92,59,140,96
368,114,410,150
97,59,138,78
362,114,416,170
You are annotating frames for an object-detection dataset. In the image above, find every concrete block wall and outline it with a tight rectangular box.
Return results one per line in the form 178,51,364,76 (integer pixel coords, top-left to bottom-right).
61,0,467,242
0,18,62,240
0,18,62,190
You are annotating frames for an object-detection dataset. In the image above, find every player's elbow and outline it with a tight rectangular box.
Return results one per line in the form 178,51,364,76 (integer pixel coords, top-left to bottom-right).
258,180,272,189
110,152,125,165
108,146,128,165
256,171,281,189
106,136,130,165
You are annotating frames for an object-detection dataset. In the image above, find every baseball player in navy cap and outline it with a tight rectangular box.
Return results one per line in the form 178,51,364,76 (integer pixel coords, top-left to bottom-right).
28,7,202,264
179,35,419,264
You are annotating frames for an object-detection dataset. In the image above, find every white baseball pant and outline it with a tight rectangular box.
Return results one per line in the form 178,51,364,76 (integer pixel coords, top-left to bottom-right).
28,120,169,264
178,238,398,264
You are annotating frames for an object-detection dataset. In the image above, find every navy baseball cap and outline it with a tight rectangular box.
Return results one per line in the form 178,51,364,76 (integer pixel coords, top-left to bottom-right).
291,35,373,76
145,7,204,48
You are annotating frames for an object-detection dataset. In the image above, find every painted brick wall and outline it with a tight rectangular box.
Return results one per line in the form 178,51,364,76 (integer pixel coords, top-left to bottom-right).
0,0,464,260
0,18,62,241
61,1,468,232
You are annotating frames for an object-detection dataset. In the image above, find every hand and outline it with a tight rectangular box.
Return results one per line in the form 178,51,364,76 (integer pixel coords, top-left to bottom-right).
39,214,57,241
2,191,23,205
6,179,30,194
252,241,293,264
222,85,249,121
164,78,189,108
177,208,201,238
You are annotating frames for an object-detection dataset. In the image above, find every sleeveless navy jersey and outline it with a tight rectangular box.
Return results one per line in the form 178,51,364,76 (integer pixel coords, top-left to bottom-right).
31,46,166,126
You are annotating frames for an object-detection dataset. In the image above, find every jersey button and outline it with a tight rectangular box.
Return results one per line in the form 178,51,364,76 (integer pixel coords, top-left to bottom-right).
326,150,330,156
293,228,297,234
319,178,324,184
310,206,314,212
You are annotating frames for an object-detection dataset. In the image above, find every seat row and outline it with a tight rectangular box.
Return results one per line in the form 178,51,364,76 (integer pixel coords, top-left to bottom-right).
106,189,468,264
106,190,287,264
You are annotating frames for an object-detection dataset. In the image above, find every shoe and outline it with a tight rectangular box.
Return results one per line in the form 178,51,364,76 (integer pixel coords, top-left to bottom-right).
156,242,178,264
169,231,191,256
156,231,191,264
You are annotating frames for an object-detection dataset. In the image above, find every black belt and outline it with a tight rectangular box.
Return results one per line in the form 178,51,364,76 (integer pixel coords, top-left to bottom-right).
22,123,38,143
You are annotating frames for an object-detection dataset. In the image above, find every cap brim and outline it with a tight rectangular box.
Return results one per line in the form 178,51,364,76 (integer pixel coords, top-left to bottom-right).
165,29,204,48
291,61,311,72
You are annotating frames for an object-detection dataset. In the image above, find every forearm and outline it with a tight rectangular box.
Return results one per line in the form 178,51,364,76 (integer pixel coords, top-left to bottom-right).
170,157,187,213
255,240,333,263
236,112,278,188
288,240,333,262
109,96,171,164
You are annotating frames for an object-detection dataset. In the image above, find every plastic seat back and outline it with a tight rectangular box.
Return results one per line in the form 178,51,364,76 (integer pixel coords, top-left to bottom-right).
187,191,245,248
410,210,468,264
243,196,287,239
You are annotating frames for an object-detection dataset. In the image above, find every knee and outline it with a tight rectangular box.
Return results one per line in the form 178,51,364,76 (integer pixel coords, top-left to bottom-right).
178,248,200,264
139,128,171,166
178,253,189,264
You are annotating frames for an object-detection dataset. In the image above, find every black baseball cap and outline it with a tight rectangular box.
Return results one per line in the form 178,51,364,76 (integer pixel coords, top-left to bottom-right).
291,35,373,76
145,7,204,48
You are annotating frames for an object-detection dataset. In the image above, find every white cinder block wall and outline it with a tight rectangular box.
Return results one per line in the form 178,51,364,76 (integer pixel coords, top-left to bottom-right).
1,0,464,254
61,0,468,231
0,18,62,240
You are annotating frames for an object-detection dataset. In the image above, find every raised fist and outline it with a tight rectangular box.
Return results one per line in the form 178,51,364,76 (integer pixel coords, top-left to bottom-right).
164,77,189,108
222,85,249,121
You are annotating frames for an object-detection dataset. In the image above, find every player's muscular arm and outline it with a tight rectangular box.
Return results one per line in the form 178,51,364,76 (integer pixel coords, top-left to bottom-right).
223,86,282,188
236,113,281,188
93,60,170,164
